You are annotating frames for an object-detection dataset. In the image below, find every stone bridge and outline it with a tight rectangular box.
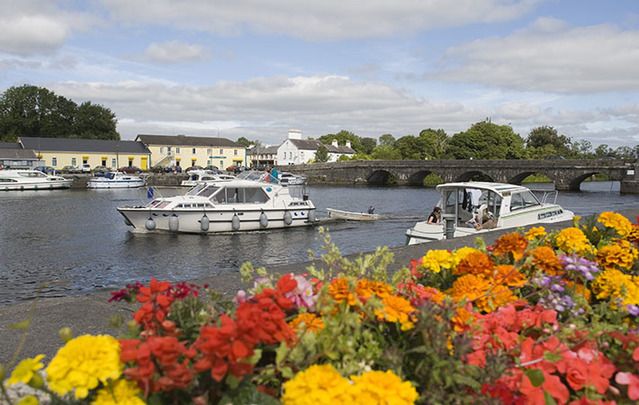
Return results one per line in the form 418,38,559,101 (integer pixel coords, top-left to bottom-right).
278,159,638,192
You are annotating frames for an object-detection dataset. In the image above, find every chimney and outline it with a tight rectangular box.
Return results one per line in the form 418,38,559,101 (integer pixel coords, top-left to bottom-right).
345,141,351,148
288,129,302,140
331,139,339,147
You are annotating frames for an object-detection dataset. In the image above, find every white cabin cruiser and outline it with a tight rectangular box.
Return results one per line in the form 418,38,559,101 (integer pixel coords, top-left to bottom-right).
117,179,317,233
181,170,235,187
279,172,307,186
87,172,145,189
406,182,574,245
0,169,72,191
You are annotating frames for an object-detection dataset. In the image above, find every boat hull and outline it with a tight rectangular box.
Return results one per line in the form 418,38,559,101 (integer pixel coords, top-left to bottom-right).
0,180,72,191
87,179,145,189
118,207,317,233
327,208,380,221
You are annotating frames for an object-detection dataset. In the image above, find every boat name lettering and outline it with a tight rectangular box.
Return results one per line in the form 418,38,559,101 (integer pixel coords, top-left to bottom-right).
538,209,562,220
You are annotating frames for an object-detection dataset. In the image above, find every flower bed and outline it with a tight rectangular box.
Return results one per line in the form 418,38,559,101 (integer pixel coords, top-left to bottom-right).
3,212,639,404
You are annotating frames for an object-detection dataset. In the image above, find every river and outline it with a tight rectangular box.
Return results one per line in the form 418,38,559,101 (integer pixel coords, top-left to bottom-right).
0,181,636,303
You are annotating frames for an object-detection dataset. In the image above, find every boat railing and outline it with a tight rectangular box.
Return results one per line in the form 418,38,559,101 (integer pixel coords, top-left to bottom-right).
531,189,559,204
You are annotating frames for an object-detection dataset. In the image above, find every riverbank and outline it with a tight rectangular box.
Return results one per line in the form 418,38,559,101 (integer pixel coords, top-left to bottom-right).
2,207,639,363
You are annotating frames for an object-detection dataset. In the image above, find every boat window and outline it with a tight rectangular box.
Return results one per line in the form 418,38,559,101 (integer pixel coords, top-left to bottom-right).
511,191,539,211
18,171,46,178
243,187,269,203
198,186,220,198
187,184,207,195
106,172,115,179
0,178,17,183
155,201,171,209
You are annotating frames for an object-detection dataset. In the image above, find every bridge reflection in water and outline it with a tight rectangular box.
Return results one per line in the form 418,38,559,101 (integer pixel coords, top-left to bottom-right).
281,159,639,193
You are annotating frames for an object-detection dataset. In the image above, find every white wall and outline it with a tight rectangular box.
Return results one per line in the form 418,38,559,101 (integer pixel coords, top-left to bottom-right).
277,140,316,165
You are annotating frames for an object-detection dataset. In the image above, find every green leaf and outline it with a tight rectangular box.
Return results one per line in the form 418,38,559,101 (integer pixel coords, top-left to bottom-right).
219,381,280,405
280,366,294,379
543,351,562,363
544,391,558,405
525,368,545,388
275,343,289,367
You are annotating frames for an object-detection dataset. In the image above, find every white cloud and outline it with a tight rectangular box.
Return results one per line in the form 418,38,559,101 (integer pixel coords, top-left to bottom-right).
46,75,638,147
143,40,209,63
0,0,99,56
101,0,541,40
432,18,639,93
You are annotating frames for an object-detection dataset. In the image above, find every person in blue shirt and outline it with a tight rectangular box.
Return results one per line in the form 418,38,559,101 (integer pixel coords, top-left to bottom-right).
270,167,279,183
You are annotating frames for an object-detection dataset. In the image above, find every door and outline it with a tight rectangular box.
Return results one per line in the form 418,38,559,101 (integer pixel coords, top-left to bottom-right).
141,157,148,170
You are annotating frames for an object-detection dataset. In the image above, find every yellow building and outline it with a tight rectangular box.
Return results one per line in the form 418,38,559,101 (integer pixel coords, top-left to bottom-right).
19,137,151,170
136,134,246,169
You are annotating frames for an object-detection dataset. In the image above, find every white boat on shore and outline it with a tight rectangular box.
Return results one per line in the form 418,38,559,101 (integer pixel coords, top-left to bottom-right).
279,172,306,186
0,169,72,190
327,208,381,221
406,182,574,245
181,170,235,187
117,178,317,233
87,172,145,189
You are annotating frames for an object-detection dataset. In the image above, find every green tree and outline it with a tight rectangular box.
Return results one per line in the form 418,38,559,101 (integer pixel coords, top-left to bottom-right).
315,145,329,162
594,144,613,158
378,133,396,147
526,126,571,158
419,128,448,159
395,135,429,160
236,137,254,148
73,102,119,140
319,130,363,153
371,145,402,160
0,84,120,141
446,121,525,159
360,137,377,155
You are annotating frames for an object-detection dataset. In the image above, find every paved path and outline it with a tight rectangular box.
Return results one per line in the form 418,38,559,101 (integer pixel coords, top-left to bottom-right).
2,208,638,364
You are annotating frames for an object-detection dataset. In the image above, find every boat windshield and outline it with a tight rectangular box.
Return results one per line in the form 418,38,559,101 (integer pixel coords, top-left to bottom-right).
195,185,220,198
442,187,502,228
187,183,207,195
18,171,46,178
105,172,115,180
237,170,280,184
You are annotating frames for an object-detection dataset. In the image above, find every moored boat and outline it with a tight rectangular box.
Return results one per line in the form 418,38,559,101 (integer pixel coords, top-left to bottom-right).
279,172,306,186
181,170,235,187
406,182,574,245
327,208,381,221
0,169,72,190
117,178,317,233
87,172,145,189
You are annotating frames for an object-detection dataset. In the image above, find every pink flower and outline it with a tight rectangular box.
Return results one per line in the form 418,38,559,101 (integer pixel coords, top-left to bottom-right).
234,290,248,305
283,274,317,310
616,372,639,400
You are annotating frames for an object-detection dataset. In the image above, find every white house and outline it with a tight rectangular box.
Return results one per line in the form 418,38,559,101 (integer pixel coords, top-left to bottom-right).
276,130,355,165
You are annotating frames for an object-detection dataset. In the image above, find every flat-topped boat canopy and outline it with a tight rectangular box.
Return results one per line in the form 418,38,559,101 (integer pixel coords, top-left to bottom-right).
435,182,531,196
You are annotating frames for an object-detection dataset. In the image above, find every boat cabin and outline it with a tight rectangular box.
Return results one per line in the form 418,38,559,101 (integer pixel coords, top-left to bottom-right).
185,183,271,204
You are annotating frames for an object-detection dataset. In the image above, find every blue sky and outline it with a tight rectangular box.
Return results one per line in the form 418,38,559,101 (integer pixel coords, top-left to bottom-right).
1,0,638,147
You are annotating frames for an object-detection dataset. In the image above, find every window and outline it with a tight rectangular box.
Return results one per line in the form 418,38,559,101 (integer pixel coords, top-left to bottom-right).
243,187,269,203
219,148,223,155
128,159,133,167
160,147,165,154
52,157,57,166
112,158,116,168
509,191,538,211
192,148,196,154
234,149,238,156
289,152,293,159
220,160,224,167
101,159,107,166
176,147,180,154
207,148,212,156
167,146,172,152
71,158,77,166
83,158,88,164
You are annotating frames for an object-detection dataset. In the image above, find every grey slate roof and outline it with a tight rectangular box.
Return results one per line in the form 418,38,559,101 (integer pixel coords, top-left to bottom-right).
289,139,355,154
19,137,150,154
136,134,242,148
0,149,38,160
248,145,279,155
0,142,21,149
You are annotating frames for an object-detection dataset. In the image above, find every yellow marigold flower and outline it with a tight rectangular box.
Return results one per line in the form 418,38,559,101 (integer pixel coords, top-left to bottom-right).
525,226,547,241
449,274,491,303
529,246,563,276
7,354,45,386
454,251,493,277
555,227,593,255
492,265,527,288
92,379,144,405
375,295,416,331
46,335,122,400
492,232,528,261
351,370,418,405
421,249,454,274
596,239,639,271
452,305,476,333
17,396,39,405
592,269,639,308
475,285,518,313
598,211,633,237
356,279,393,300
328,278,357,306
282,364,353,405
289,313,325,333
452,247,480,267
628,225,639,244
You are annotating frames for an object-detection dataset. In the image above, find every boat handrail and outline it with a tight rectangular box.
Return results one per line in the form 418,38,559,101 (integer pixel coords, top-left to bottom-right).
531,189,558,204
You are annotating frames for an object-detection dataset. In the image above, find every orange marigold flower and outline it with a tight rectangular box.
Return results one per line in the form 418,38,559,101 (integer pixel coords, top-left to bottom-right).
565,280,591,302
596,239,639,271
492,232,528,261
449,274,491,303
529,246,563,276
525,226,547,241
475,285,518,313
555,227,593,255
492,264,527,288
356,279,393,300
328,278,357,306
454,251,494,277
375,295,416,331
289,313,324,333
451,304,476,333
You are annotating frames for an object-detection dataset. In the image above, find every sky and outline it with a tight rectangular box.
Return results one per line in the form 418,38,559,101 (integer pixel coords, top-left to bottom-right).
1,0,638,147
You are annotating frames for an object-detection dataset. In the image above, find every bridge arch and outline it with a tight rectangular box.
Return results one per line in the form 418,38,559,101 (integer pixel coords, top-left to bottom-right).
455,170,494,182
407,170,444,186
367,169,396,186
567,171,604,191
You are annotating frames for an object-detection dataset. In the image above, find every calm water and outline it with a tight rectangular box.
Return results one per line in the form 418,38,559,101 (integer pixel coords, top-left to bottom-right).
0,182,637,303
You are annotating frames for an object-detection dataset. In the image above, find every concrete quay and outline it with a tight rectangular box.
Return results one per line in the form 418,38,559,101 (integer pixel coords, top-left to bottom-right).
2,208,639,364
